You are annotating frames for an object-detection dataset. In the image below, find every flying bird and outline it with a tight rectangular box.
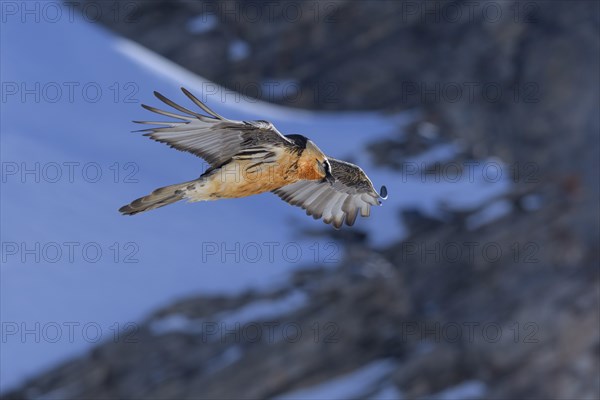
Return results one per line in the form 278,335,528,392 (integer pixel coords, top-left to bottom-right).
119,88,387,229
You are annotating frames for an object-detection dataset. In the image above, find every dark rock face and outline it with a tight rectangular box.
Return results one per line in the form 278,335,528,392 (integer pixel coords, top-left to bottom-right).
6,1,599,399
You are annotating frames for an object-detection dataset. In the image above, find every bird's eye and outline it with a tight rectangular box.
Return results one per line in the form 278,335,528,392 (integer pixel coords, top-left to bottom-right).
316,159,325,174
323,160,331,173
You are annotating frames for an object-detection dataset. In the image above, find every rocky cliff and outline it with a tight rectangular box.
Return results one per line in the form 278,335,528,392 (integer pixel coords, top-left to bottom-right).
6,1,599,399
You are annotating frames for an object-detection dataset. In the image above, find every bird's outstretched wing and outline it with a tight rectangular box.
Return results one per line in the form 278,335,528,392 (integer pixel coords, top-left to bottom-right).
134,88,292,167
273,158,387,229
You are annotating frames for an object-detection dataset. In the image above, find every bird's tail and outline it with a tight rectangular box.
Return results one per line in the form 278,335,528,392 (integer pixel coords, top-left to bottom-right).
119,180,196,215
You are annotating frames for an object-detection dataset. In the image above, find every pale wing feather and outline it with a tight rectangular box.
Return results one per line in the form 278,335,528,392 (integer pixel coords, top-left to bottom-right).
273,158,382,229
135,88,291,167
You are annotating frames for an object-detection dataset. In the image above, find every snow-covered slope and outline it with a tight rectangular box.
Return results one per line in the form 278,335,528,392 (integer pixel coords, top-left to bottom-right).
0,9,509,392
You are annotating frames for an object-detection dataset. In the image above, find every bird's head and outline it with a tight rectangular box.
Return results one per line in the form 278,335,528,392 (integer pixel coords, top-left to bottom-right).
299,140,335,184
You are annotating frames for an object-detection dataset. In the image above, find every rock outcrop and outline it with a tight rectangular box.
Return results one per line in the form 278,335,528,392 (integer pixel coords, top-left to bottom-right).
6,1,598,398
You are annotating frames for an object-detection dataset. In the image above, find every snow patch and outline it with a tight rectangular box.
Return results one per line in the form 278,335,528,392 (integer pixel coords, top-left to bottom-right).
151,290,308,336
520,193,543,211
187,13,219,34
276,359,398,400
431,380,487,400
205,346,244,375
368,384,404,400
466,199,513,230
228,39,250,61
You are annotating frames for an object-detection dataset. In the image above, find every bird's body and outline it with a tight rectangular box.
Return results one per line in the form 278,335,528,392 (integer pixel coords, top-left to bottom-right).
120,88,387,228
166,144,320,201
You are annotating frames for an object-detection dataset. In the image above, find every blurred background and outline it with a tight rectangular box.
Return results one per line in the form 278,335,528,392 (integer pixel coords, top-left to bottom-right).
1,0,598,399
